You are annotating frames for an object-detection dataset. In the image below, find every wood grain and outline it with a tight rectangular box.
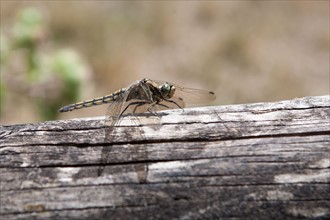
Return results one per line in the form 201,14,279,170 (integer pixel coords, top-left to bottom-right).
1,95,329,219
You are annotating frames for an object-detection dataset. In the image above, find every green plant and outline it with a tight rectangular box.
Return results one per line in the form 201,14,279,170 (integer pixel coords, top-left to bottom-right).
1,7,90,122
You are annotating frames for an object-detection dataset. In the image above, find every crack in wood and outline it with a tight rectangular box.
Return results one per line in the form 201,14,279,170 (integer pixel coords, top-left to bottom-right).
1,96,329,219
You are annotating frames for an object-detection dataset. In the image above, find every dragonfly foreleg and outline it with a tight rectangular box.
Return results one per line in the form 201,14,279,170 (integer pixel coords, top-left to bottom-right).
163,98,184,112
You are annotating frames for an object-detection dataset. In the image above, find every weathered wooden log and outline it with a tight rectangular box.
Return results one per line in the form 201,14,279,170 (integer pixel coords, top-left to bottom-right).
1,95,329,219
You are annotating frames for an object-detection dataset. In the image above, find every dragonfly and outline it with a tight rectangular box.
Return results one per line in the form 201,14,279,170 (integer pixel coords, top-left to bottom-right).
59,78,216,182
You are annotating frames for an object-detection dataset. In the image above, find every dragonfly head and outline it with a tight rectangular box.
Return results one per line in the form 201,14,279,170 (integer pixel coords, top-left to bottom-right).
160,82,175,98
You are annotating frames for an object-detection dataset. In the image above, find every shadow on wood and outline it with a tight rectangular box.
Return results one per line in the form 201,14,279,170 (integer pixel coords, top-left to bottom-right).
1,95,329,219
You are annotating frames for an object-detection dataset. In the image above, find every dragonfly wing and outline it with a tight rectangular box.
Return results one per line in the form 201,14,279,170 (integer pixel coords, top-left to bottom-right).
98,93,126,176
153,80,216,104
100,80,152,183
123,81,154,183
116,80,155,115
172,86,216,104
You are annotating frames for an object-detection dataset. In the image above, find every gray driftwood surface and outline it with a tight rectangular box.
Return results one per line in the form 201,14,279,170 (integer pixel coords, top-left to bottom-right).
1,95,329,220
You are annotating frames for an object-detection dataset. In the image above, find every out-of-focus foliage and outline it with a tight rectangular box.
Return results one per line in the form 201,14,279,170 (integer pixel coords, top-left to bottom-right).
40,49,88,120
13,8,44,49
12,7,45,82
0,32,9,67
0,2,329,124
0,32,8,115
1,7,90,122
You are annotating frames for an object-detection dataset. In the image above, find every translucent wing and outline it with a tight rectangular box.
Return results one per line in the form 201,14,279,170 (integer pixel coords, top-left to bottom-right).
100,81,153,183
153,80,216,105
98,93,125,176
173,86,216,104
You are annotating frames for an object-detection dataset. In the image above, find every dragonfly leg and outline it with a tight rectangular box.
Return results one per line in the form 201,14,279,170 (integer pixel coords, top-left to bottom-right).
119,101,151,117
163,98,185,112
147,102,162,117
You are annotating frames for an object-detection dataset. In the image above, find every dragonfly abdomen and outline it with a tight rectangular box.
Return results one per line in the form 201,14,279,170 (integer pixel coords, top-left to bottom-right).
59,89,125,112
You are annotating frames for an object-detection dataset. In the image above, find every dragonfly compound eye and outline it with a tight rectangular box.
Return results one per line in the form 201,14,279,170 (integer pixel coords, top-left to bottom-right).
160,83,173,98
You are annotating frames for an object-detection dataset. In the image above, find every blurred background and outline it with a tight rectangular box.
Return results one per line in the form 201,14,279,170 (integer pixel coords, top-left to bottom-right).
0,1,329,125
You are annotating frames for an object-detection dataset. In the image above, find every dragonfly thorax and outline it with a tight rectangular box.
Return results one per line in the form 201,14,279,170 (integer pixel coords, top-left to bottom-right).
143,78,175,101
